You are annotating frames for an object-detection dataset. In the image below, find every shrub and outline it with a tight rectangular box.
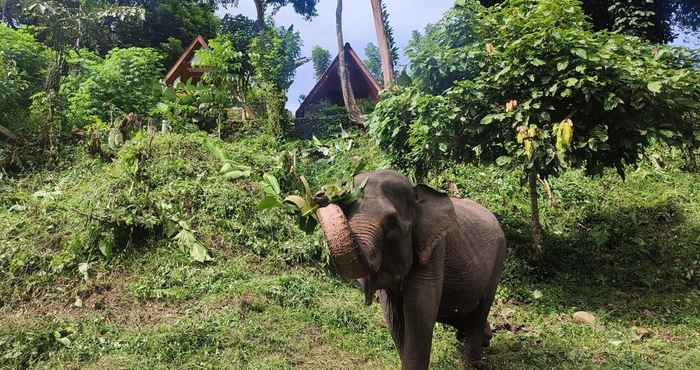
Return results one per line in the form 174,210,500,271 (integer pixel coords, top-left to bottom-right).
371,0,700,255
62,48,164,127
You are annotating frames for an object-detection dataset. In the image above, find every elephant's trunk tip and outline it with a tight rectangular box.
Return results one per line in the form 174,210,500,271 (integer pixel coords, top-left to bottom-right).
316,204,369,279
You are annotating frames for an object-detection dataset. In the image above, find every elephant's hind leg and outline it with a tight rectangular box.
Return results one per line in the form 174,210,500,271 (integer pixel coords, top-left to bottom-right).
461,299,494,363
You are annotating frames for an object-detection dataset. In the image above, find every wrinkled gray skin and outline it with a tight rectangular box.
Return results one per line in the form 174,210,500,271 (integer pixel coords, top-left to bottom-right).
346,170,506,370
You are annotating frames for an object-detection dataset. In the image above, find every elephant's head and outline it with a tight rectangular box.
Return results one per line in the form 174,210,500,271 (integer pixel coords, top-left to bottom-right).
316,170,457,304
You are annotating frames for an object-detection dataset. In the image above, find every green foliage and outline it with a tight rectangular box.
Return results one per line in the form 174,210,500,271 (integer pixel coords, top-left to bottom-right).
0,25,50,133
405,1,483,94
373,0,700,181
249,24,302,91
115,0,220,64
0,24,50,90
153,81,211,132
363,43,383,83
25,0,145,53
380,0,399,71
220,14,257,80
62,48,164,128
311,45,331,81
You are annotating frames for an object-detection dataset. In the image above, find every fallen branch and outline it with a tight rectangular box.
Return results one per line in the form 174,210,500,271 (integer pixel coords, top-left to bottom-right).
0,124,20,143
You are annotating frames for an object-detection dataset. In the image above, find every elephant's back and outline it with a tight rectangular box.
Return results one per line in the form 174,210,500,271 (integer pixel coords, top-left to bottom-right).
450,198,505,248
448,197,506,285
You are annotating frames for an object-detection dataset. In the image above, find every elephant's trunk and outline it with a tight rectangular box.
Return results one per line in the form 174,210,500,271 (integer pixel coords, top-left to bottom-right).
316,204,370,279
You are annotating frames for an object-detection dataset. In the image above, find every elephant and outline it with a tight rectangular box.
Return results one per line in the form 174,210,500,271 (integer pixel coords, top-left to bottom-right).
316,170,506,370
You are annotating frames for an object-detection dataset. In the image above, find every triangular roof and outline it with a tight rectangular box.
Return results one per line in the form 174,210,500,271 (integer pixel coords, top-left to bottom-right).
164,35,209,86
296,43,381,118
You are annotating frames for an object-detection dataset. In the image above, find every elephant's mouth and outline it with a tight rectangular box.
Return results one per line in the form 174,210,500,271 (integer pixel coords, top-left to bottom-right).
316,204,371,279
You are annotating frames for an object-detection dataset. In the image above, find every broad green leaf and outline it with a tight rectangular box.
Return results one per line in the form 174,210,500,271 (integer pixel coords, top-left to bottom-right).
223,170,251,180
496,156,512,166
190,242,213,263
480,115,495,125
557,61,569,71
647,81,662,94
262,173,281,195
258,195,284,210
219,163,232,174
572,48,587,59
284,195,308,211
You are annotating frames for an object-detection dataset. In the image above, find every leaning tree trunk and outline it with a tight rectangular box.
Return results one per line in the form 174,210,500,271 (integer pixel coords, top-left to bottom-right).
336,0,364,125
528,171,544,258
370,0,394,89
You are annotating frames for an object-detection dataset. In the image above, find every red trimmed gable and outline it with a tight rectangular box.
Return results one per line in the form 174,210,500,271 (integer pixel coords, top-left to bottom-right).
164,35,210,86
296,43,381,118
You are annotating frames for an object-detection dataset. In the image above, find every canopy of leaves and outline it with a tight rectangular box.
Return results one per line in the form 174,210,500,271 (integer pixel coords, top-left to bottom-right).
113,0,220,64
481,0,700,44
371,0,700,180
23,0,145,53
311,45,331,81
405,1,483,94
62,48,164,127
258,0,319,19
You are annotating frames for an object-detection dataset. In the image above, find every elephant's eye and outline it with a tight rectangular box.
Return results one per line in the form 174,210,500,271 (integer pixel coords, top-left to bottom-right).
383,213,399,230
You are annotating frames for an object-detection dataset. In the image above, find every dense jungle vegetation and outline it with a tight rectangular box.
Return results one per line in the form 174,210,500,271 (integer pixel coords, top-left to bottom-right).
1,0,699,369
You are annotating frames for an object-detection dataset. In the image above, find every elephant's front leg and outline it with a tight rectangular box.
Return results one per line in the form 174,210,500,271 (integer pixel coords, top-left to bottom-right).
399,243,445,370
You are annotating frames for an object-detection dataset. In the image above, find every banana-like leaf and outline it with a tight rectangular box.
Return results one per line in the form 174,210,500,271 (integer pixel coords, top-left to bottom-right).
262,173,281,196
284,195,308,211
258,195,284,210
299,176,312,201
223,170,251,180
220,163,233,174
174,229,213,263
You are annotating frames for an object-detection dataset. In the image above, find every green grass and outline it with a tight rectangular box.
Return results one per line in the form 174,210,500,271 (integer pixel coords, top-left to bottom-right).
1,132,699,369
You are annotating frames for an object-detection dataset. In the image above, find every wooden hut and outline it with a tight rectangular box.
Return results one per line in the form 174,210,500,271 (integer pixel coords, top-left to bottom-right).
295,43,381,118
164,35,209,86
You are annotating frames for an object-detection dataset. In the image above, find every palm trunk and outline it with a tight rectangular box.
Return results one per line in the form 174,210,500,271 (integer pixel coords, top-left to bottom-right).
370,0,394,89
336,0,363,125
529,171,544,258
254,0,265,31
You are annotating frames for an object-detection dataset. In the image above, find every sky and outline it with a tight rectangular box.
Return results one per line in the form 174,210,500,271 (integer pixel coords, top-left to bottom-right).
216,0,455,113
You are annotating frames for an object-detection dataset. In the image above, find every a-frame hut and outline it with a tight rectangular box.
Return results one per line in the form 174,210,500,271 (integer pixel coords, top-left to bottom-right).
164,35,209,86
295,43,381,118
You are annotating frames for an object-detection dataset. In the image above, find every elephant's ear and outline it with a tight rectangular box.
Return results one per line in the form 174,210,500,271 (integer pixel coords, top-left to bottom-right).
413,184,457,265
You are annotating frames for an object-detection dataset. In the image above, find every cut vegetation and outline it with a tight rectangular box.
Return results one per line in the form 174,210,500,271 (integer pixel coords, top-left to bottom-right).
2,131,699,369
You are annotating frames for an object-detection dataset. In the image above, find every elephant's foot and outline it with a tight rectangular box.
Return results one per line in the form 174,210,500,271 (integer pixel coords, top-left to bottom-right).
457,321,492,347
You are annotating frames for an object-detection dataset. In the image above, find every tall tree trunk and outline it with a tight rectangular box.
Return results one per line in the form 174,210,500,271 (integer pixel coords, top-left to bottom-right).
254,0,265,31
336,0,363,125
528,171,544,258
370,0,394,89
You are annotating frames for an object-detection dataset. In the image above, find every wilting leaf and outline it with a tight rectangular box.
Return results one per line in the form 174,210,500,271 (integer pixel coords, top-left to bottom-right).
284,195,308,211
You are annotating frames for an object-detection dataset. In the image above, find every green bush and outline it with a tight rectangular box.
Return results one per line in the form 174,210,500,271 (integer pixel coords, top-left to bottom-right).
0,25,50,133
62,48,164,127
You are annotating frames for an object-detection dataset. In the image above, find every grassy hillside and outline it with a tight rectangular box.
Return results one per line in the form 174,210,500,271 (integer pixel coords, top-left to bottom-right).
1,131,699,369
